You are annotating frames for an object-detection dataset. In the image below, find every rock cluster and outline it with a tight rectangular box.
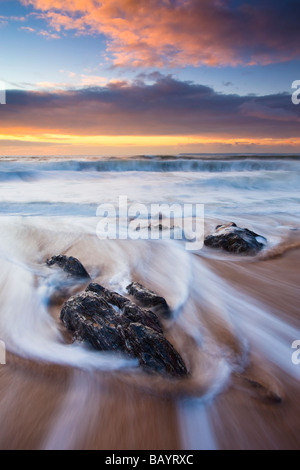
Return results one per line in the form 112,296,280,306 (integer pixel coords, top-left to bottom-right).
47,255,187,377
204,222,267,255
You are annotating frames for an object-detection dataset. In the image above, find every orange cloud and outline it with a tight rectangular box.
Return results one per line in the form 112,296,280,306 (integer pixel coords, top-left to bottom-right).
20,0,300,67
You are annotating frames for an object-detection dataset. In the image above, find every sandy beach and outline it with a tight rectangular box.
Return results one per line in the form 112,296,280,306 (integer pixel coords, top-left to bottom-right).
0,205,299,449
0,156,299,450
2,0,300,452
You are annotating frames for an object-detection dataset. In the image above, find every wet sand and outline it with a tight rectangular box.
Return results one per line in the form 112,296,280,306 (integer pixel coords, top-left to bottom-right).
0,357,181,450
208,249,300,449
0,246,299,450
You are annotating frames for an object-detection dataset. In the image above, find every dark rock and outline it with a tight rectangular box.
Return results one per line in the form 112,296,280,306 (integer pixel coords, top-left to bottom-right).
204,222,267,255
126,282,171,317
122,303,163,334
61,290,127,351
86,283,129,309
60,283,187,377
47,255,91,279
123,322,188,377
86,283,163,333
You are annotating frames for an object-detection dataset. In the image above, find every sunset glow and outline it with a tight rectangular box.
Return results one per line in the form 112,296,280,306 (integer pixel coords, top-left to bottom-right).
1,0,300,155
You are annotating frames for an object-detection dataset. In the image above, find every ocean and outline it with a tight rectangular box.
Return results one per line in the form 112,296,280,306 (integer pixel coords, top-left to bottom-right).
0,154,299,449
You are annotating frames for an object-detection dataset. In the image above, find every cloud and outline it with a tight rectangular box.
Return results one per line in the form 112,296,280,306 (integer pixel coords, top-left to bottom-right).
79,74,109,87
20,0,300,67
20,25,60,38
20,26,35,32
0,14,26,22
240,101,298,122
34,74,109,90
38,29,60,39
1,75,299,141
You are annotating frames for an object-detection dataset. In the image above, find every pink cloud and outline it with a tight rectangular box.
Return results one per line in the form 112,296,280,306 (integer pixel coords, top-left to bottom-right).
20,0,300,67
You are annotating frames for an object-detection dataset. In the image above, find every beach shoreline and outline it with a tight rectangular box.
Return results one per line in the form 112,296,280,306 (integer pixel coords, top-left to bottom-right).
0,232,299,450
0,155,299,450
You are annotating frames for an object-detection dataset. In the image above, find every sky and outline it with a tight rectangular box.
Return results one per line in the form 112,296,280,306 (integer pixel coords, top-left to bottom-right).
0,0,300,156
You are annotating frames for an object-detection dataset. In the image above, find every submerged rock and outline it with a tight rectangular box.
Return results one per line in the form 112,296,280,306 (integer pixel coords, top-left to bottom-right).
126,282,171,317
204,222,267,255
60,283,187,377
236,374,282,405
46,255,91,279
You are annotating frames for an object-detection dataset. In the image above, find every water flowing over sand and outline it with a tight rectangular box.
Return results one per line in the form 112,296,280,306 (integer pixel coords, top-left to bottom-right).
0,155,299,449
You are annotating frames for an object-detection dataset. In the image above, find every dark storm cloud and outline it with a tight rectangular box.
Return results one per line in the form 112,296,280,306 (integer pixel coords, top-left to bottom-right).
1,76,299,138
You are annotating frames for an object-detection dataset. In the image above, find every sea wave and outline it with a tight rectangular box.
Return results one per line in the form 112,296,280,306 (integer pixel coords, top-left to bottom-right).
0,156,300,176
